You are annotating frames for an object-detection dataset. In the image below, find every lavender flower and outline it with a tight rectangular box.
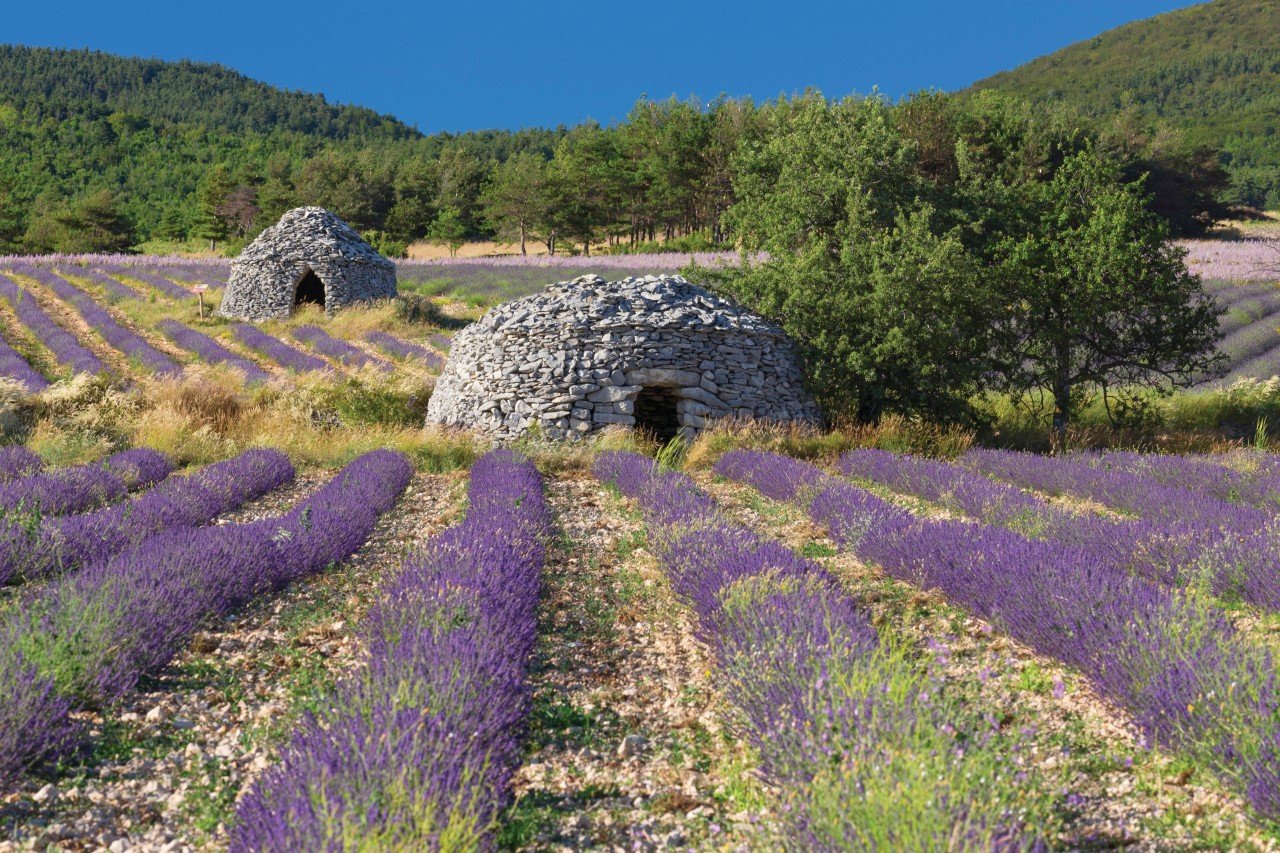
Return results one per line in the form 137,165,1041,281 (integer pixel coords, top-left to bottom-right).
0,448,172,516
599,452,1052,847
0,273,106,376
17,267,179,375
0,335,47,392
0,450,411,784
0,448,294,584
364,331,443,370
232,324,328,373
716,449,1280,823
293,325,391,371
156,320,271,384
233,451,544,849
0,447,42,483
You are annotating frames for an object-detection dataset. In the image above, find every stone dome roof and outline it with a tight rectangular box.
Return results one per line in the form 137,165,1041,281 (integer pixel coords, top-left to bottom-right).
234,207,394,270
218,207,397,321
426,272,821,442
476,274,787,337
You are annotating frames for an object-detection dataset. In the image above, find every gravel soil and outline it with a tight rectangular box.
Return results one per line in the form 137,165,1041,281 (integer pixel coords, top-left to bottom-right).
0,469,466,853
506,473,771,851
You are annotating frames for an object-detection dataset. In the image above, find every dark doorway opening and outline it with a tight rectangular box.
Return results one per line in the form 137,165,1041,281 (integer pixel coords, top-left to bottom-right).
633,386,681,442
295,270,325,308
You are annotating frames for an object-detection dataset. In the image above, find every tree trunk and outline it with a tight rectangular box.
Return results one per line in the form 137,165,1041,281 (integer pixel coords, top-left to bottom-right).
519,221,526,255
1052,342,1072,452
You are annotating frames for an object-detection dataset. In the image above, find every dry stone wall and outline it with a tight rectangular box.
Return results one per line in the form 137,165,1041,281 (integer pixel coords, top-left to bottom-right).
426,274,822,441
219,207,397,321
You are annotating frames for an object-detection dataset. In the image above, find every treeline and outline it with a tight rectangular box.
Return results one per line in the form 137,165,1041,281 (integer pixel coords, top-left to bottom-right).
0,87,1235,256
971,0,1280,209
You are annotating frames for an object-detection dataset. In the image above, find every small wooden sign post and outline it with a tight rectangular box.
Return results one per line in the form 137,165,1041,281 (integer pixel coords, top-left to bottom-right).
192,284,209,319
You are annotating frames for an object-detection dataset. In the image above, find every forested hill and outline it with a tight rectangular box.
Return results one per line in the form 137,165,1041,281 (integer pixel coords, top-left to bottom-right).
0,45,419,141
969,0,1280,208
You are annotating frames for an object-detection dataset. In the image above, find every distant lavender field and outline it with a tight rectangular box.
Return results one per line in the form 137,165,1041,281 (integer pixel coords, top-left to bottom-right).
1182,239,1280,282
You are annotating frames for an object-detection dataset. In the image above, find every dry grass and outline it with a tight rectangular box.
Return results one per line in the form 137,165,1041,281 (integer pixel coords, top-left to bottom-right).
681,415,976,471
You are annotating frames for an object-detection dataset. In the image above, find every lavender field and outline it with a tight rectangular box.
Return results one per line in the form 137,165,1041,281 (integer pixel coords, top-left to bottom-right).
5,249,1280,848
2,433,1280,848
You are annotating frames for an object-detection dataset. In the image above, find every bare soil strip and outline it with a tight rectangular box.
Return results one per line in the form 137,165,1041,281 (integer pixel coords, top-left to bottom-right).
697,473,1273,851
0,470,466,853
507,473,772,851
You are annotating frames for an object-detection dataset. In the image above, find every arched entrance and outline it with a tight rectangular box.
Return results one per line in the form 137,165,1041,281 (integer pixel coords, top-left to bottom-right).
295,269,325,308
632,386,681,441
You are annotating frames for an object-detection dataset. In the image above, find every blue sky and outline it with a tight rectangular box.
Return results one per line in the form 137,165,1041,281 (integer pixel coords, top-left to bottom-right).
3,0,1199,133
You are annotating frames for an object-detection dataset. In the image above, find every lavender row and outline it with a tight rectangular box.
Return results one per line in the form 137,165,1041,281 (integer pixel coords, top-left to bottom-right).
0,447,42,483
22,267,179,375
293,325,391,371
156,320,271,384
232,324,328,373
0,448,294,585
1078,450,1280,509
364,330,443,370
0,450,412,785
599,452,1052,847
234,450,548,849
0,334,47,393
0,448,171,517
0,273,106,376
110,267,190,300
716,450,1280,822
962,448,1268,531
64,268,142,301
840,449,1280,610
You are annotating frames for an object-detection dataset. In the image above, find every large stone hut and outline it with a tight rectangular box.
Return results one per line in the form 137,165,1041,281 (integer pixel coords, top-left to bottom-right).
426,273,821,441
218,207,397,321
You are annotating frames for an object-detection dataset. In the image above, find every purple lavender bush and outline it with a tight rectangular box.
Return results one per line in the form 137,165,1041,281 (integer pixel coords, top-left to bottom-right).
293,325,391,371
364,330,443,370
716,449,1280,823
0,447,42,483
156,320,271,384
232,450,545,850
20,267,179,375
0,273,106,376
0,450,411,785
0,335,48,392
232,324,328,373
65,268,142,301
0,448,172,516
0,448,294,585
109,267,190,300
599,451,1054,848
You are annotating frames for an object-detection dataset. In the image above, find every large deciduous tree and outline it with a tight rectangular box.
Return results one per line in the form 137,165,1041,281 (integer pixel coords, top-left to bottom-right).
990,148,1223,444
712,95,1000,424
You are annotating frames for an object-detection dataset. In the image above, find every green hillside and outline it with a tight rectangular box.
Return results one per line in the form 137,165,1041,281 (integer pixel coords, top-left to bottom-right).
970,0,1280,208
0,45,419,141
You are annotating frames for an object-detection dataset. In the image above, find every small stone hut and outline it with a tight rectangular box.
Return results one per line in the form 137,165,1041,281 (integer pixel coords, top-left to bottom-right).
218,207,397,321
426,273,821,441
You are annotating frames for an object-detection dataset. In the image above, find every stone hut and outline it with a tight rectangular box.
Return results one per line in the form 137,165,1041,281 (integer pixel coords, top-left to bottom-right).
218,207,397,321
426,273,822,441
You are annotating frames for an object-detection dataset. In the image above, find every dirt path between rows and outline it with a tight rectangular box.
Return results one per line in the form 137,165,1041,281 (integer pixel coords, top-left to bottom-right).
507,473,772,851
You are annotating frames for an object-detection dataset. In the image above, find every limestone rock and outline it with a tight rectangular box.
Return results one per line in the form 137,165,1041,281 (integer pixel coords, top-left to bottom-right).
425,273,822,442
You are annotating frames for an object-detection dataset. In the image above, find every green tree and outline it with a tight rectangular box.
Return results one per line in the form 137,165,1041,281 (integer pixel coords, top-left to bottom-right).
426,207,467,258
24,190,134,253
296,150,393,230
990,149,1223,444
479,152,549,254
714,95,999,423
192,164,233,250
